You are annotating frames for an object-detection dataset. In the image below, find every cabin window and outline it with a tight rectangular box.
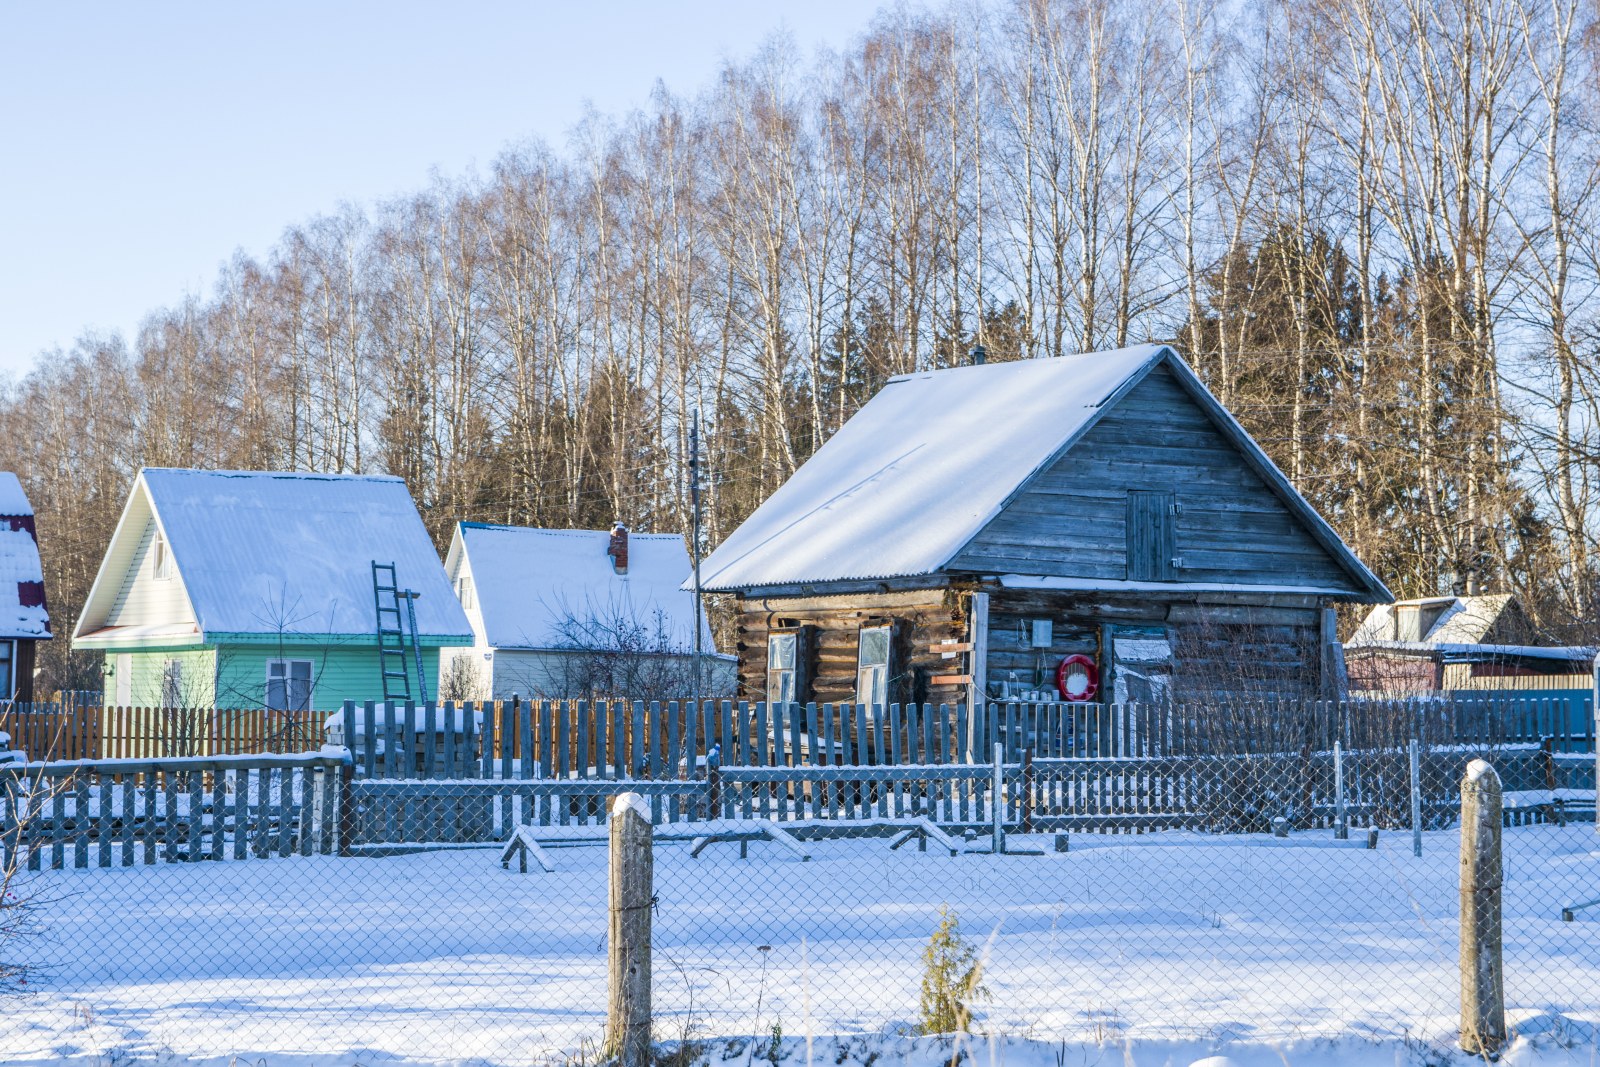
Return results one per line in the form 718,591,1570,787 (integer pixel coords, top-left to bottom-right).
266,659,314,712
1125,491,1177,581
856,625,891,709
161,659,183,708
456,575,475,610
153,533,175,581
0,641,14,700
767,632,797,708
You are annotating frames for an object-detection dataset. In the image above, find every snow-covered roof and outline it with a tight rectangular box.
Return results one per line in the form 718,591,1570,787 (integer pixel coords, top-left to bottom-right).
695,345,1387,598
0,473,48,640
1349,595,1514,647
74,469,469,643
1345,640,1596,663
450,523,713,652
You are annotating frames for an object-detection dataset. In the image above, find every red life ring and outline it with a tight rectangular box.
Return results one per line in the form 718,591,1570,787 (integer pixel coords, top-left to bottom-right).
1055,654,1099,701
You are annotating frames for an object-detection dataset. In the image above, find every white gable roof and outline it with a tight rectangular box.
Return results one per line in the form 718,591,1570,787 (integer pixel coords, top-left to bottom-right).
450,523,713,652
1349,594,1515,647
695,345,1387,597
74,469,470,643
0,473,48,640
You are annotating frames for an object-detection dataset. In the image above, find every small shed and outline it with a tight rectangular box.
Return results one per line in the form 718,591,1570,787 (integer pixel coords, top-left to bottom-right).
1345,594,1595,693
71,469,471,711
439,522,733,699
0,473,50,702
694,345,1391,710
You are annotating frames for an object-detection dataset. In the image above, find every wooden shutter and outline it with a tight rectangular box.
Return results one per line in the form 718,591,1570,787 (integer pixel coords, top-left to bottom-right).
1126,491,1177,581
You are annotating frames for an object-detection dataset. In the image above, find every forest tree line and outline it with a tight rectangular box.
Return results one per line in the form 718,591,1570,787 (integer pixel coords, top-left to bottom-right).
6,0,1600,692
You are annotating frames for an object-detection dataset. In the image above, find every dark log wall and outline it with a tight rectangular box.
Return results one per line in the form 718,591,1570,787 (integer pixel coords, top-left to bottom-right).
733,589,969,706
949,363,1361,592
733,586,1330,707
985,588,1327,702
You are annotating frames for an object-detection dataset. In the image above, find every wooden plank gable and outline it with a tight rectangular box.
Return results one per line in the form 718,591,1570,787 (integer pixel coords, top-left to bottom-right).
948,361,1366,594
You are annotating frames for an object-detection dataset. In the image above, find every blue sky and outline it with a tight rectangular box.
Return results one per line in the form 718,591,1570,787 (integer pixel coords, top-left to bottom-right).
0,2,883,376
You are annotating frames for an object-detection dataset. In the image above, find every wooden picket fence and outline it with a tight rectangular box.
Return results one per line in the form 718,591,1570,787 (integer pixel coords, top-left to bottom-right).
0,690,1588,770
0,705,323,762
0,752,344,870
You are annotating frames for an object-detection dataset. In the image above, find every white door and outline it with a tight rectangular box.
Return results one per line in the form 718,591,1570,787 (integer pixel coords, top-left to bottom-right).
115,653,132,707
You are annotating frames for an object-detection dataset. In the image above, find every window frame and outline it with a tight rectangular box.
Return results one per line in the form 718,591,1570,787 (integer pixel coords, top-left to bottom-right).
766,631,798,709
855,624,892,710
161,658,183,709
456,575,475,611
265,658,315,712
153,533,175,581
0,640,14,701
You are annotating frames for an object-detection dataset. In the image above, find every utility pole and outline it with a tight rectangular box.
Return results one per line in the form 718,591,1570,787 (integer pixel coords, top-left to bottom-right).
689,409,705,711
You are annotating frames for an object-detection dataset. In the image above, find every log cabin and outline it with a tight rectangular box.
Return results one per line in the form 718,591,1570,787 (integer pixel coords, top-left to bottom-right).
695,345,1391,712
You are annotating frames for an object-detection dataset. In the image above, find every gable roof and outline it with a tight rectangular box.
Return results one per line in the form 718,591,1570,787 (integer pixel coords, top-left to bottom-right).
695,345,1389,600
0,473,49,641
1348,594,1516,648
449,523,714,652
73,469,470,646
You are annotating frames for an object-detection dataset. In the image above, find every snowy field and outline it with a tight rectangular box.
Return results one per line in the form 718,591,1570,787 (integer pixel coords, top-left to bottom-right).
2,824,1596,1066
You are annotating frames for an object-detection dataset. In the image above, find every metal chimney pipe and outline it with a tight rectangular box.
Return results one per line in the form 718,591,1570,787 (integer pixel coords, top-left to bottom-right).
970,344,987,366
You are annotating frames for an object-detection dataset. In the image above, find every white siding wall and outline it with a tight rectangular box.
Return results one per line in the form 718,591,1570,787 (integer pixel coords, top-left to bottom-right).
103,518,197,629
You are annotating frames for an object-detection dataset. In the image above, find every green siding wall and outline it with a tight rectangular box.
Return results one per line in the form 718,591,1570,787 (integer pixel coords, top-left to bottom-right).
111,642,448,710
107,649,218,707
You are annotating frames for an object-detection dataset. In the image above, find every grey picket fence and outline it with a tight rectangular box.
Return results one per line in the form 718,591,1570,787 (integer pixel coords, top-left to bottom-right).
0,752,345,870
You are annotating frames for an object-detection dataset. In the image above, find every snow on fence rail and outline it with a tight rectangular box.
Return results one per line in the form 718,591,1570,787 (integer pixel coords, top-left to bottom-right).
0,739,1591,865
0,751,344,870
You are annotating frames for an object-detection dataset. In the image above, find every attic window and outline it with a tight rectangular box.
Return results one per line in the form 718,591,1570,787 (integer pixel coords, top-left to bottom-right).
1125,491,1177,581
153,534,175,581
456,576,475,610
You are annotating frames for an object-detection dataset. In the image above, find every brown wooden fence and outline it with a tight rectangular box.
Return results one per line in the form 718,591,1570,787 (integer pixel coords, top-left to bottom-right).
0,691,1590,767
0,706,324,761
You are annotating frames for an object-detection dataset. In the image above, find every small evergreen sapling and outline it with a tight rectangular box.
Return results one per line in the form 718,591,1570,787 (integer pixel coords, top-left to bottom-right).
916,907,988,1034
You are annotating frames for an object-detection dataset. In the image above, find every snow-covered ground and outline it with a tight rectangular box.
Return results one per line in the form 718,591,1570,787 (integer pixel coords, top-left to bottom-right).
2,823,1596,1066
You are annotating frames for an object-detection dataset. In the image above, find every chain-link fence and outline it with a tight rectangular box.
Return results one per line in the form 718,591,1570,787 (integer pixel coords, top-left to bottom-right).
0,699,1594,1065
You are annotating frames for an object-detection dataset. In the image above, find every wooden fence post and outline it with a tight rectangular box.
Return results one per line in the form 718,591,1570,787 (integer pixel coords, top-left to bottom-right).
1409,738,1423,857
606,792,653,1067
1459,758,1505,1056
1333,740,1348,839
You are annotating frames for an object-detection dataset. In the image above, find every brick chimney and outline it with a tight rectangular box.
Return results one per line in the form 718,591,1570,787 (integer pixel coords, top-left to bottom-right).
607,522,629,575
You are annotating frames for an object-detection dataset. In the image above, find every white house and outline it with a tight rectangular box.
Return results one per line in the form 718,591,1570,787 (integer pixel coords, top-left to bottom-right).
439,522,733,700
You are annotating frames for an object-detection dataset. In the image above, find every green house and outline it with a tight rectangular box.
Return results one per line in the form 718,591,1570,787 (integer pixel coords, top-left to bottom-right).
72,468,471,711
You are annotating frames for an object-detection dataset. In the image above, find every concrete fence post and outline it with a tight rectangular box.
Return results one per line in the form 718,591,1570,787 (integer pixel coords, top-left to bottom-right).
1459,759,1506,1057
606,792,653,1067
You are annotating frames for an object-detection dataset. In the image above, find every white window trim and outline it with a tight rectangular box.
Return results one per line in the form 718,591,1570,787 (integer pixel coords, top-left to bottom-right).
457,575,475,611
265,658,315,712
153,533,175,581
